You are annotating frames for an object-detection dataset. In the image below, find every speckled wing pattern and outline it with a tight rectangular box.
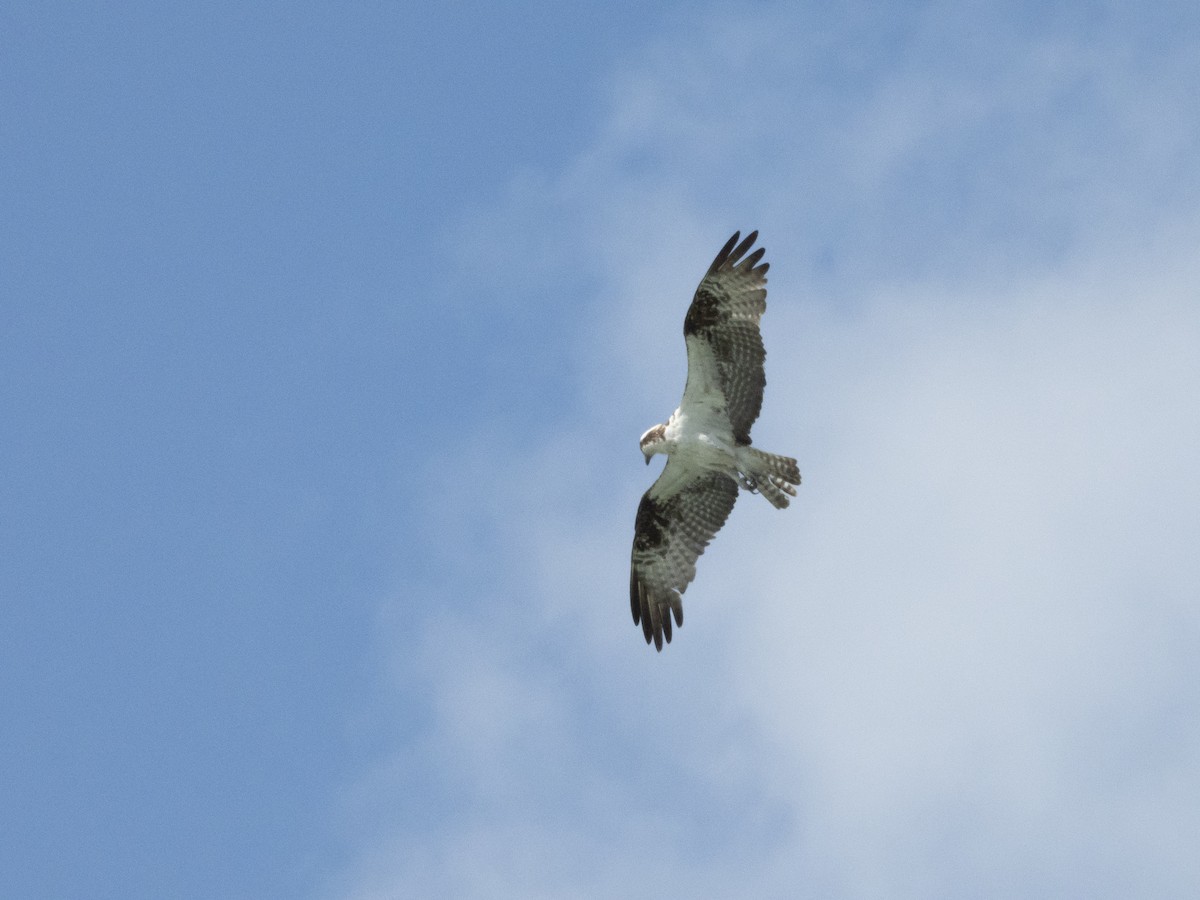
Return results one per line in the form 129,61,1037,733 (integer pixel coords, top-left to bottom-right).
682,231,769,445
630,466,739,650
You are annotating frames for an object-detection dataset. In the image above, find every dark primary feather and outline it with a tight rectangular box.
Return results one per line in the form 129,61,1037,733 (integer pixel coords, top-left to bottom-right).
681,230,770,445
630,467,739,650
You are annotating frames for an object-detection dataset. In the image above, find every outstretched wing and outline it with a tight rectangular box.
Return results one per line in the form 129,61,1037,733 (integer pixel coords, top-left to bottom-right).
630,463,739,650
681,231,769,445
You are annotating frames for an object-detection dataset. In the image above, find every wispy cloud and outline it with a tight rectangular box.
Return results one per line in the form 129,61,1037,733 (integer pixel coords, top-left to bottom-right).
329,5,1200,897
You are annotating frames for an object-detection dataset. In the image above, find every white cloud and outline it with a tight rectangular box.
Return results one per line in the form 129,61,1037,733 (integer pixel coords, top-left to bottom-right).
723,254,1200,895
330,5,1200,898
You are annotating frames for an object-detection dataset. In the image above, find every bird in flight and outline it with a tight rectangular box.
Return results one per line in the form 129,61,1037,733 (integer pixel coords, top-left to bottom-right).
630,231,800,650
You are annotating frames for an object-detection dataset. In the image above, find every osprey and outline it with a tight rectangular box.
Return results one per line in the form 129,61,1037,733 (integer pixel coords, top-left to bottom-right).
631,230,800,650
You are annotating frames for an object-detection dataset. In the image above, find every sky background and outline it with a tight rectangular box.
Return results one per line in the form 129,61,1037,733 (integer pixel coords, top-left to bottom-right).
3,2,1200,898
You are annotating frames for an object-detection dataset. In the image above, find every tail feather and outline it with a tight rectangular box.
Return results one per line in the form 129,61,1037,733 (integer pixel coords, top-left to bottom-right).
758,474,800,508
740,448,801,509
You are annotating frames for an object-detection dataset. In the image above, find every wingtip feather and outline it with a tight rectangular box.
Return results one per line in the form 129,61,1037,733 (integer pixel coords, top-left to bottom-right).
709,231,741,275
731,231,757,264
742,246,766,270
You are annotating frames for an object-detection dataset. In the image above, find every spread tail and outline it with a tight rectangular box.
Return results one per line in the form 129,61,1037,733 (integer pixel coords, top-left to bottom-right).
738,448,801,509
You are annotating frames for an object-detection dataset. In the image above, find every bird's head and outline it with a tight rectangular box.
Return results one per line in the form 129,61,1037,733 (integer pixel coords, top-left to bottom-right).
639,423,667,465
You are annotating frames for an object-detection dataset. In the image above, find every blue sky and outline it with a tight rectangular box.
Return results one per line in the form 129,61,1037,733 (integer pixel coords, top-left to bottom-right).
3,2,1200,898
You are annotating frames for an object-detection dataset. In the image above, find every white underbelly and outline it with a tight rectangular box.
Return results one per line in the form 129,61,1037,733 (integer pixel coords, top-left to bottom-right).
670,416,737,471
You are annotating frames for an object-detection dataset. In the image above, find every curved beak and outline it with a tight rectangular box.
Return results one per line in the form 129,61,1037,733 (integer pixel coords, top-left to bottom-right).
643,452,652,466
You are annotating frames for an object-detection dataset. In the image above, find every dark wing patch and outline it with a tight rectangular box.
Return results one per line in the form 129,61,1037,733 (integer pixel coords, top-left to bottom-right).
630,468,739,650
682,230,769,445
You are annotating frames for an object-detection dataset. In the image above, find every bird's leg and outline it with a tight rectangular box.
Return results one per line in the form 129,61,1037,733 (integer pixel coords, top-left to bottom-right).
737,471,759,493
